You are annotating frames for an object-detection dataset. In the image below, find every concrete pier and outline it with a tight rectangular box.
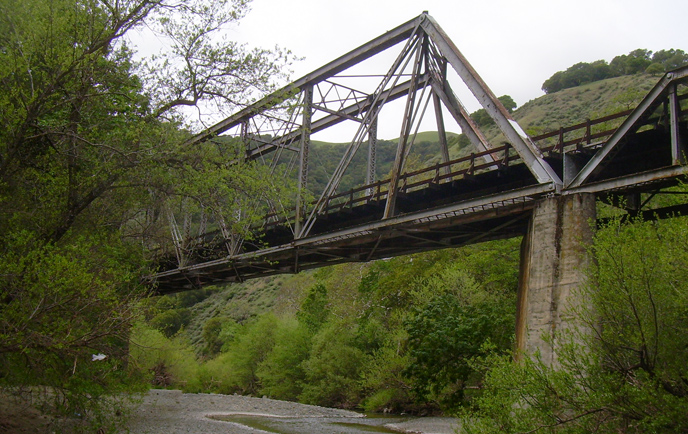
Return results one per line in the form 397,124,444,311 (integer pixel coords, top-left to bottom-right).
515,193,596,365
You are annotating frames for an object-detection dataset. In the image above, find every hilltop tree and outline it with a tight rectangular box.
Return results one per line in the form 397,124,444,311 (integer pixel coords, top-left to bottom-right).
0,0,293,427
470,95,518,128
610,48,653,75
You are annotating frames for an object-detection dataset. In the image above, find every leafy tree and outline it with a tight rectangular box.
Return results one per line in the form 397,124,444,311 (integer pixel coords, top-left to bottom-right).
201,317,225,355
651,48,688,71
297,283,330,333
256,317,311,400
471,109,494,128
0,0,292,425
542,60,617,93
404,265,514,411
498,95,518,113
541,48,687,94
470,95,517,128
299,317,366,408
611,48,653,75
0,231,147,430
150,308,192,338
645,62,666,75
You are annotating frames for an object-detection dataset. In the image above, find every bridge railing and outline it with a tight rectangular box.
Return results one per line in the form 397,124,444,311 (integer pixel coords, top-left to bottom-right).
260,143,518,230
531,109,633,154
268,97,688,227
532,91,688,154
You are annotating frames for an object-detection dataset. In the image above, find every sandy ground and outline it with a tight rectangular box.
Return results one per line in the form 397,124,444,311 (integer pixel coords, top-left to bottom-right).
123,389,460,434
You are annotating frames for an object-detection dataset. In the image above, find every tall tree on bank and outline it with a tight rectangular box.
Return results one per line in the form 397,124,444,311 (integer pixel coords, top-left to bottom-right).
0,0,293,427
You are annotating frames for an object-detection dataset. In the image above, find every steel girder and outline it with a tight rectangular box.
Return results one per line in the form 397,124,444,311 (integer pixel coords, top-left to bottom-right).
420,15,562,186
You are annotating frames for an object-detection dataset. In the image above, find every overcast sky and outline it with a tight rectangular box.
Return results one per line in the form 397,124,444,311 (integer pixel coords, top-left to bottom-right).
156,0,688,140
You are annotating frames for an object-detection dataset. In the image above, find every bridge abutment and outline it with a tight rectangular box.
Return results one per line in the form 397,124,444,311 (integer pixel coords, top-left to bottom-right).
515,193,596,365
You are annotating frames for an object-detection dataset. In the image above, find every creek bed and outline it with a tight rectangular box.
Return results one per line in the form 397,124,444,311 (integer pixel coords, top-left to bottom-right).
211,413,410,433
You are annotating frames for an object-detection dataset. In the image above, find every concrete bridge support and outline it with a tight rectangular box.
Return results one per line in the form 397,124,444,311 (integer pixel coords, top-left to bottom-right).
515,193,596,365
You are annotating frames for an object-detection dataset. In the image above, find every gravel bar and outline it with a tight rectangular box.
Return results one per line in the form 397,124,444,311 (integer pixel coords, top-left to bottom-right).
122,389,459,434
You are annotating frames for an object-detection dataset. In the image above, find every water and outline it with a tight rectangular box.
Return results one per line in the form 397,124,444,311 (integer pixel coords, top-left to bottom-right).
211,414,411,434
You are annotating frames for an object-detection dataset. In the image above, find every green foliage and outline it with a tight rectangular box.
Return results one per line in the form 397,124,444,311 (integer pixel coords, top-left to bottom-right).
213,314,280,395
129,322,200,388
256,317,311,400
404,265,515,411
0,0,293,426
299,317,365,408
150,308,192,337
610,48,653,76
464,216,688,433
498,95,518,113
139,239,522,413
0,230,146,429
201,317,225,355
470,95,518,128
542,48,688,93
297,283,330,333
651,48,688,70
543,60,613,94
645,62,665,75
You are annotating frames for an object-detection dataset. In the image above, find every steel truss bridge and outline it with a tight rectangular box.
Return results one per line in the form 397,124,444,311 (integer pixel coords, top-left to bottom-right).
152,13,688,293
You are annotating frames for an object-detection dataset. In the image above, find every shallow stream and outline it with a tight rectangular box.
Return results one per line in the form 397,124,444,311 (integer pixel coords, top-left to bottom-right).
211,413,412,434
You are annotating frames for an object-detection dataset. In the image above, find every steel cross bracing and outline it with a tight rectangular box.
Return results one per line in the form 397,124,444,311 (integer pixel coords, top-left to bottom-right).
152,13,688,293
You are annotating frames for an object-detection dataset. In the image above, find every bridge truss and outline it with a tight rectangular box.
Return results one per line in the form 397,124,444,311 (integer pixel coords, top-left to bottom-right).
152,13,688,293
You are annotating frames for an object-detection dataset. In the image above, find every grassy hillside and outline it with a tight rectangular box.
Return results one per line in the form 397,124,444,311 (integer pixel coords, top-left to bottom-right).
489,73,658,141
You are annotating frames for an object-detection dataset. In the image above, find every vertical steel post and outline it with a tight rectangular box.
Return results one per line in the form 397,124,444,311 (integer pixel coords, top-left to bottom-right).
366,116,378,195
295,86,313,238
433,58,450,176
433,93,450,175
421,16,560,186
669,83,685,165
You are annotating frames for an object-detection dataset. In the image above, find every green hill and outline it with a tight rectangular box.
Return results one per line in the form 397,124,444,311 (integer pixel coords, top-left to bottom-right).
508,73,657,137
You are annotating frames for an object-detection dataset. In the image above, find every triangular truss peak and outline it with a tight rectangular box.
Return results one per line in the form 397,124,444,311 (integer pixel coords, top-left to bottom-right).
182,12,561,238
568,66,688,188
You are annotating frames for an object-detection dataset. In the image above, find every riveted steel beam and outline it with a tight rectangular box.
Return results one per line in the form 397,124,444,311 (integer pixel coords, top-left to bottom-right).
430,79,493,163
